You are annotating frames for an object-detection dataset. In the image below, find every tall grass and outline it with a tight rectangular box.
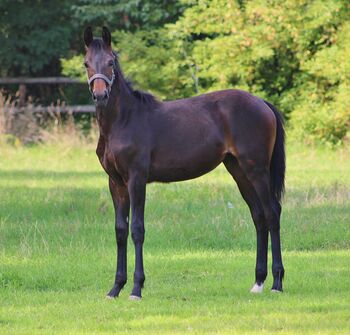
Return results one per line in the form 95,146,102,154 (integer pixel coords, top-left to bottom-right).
0,91,97,145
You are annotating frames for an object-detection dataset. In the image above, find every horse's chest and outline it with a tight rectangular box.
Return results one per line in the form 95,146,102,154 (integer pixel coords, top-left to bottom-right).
100,144,133,180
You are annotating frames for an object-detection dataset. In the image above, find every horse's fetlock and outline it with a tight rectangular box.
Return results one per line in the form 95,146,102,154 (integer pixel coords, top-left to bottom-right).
116,275,127,287
134,273,145,285
255,269,267,283
272,267,284,279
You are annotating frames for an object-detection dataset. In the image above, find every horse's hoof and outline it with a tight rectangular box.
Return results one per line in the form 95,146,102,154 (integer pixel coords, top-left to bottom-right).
129,295,142,301
271,289,282,293
106,294,116,300
250,282,264,293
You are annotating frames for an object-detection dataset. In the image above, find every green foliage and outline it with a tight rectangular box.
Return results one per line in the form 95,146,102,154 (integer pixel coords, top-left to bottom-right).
0,0,183,77
112,29,198,99
61,56,86,81
168,1,348,106
71,0,184,31
290,21,350,145
0,0,73,76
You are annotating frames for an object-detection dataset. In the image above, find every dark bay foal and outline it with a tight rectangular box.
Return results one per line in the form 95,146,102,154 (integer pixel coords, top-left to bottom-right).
83,27,286,299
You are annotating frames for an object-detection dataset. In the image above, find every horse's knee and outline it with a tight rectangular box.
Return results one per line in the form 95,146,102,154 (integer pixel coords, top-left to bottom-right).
116,225,128,244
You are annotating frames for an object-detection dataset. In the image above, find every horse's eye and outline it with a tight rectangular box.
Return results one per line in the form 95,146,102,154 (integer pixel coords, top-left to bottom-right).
84,62,89,68
108,60,114,67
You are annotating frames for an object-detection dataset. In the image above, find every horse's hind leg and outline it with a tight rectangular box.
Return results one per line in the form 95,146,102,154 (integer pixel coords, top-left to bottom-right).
239,159,285,292
223,155,268,293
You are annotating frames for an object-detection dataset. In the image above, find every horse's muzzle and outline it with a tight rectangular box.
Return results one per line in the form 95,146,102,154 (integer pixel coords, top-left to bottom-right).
92,90,109,106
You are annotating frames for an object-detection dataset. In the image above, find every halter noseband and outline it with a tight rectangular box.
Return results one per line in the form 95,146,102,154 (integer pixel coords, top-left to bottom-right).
87,52,117,92
88,72,115,88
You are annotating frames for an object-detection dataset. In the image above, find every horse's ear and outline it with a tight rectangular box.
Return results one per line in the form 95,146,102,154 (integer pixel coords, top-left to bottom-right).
102,26,111,46
84,26,93,47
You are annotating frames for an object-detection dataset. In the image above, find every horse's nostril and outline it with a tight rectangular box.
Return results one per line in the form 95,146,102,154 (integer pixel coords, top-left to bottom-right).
93,91,109,103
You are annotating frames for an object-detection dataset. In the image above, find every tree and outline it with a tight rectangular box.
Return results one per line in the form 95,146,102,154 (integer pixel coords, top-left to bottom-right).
0,0,73,77
0,0,184,77
70,0,184,31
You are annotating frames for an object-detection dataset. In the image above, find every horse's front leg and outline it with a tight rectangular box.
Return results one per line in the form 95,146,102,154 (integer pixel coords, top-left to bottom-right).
107,177,130,298
127,174,147,300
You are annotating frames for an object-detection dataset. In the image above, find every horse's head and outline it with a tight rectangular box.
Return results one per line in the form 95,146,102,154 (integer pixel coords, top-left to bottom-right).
83,27,116,106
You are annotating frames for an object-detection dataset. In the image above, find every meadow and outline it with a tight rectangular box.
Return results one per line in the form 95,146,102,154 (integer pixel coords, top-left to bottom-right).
0,138,349,334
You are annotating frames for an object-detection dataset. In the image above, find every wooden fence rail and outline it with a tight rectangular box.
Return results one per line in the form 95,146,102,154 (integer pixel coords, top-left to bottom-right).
2,105,95,114
0,77,82,85
0,77,93,112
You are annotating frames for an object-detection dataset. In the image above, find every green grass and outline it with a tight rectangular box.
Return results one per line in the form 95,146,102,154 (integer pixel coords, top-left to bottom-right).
0,140,349,334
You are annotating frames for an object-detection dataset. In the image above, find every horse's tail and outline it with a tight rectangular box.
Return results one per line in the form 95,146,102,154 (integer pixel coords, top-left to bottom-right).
264,100,286,204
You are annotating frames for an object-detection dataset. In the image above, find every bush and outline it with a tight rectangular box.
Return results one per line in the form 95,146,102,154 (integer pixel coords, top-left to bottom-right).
289,21,350,145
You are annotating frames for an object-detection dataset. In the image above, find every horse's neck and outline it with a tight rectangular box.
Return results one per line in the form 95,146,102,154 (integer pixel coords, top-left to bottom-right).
96,81,135,137
96,87,118,137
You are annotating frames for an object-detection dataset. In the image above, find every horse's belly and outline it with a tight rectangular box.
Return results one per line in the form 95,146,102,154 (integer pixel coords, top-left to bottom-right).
148,148,225,183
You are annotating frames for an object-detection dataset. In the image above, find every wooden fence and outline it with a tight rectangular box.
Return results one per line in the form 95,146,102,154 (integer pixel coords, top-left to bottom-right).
2,105,95,114
0,77,95,113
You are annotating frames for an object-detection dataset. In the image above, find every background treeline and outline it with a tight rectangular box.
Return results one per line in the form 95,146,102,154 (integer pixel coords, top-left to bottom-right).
1,0,349,145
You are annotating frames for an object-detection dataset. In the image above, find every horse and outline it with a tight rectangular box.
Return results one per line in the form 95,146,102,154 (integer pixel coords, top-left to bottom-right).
83,26,286,300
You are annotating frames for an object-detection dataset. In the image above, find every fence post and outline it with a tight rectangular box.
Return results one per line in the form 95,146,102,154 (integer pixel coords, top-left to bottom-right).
19,84,26,106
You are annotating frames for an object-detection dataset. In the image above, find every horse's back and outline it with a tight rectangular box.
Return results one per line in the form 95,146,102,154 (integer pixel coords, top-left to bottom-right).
161,89,276,160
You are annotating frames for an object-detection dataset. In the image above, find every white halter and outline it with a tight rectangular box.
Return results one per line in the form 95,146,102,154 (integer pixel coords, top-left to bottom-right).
87,72,115,89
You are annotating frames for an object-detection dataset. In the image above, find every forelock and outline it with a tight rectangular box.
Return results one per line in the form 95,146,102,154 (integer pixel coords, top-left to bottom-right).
90,38,108,52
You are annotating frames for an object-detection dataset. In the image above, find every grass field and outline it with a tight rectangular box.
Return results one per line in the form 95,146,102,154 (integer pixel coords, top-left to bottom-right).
0,139,349,334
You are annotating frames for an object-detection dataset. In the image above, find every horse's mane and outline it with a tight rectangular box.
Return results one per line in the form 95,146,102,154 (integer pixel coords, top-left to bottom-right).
114,60,158,107
123,79,158,106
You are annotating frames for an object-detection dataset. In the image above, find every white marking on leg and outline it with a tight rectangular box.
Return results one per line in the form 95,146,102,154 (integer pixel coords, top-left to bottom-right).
271,289,282,293
129,295,141,301
250,282,264,293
